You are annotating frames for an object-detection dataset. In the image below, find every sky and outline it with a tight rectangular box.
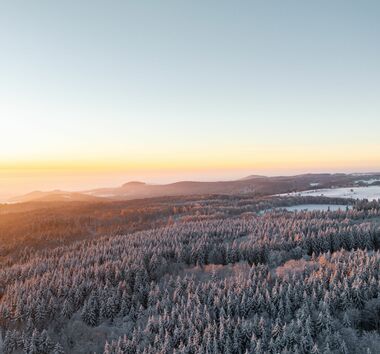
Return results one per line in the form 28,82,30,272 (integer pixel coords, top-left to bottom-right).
1,1,380,199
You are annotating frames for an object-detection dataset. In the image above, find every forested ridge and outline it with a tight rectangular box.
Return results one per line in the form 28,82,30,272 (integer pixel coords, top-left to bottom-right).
0,197,380,353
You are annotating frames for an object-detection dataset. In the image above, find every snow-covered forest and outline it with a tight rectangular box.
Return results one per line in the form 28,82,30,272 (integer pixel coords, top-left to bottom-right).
1,196,380,353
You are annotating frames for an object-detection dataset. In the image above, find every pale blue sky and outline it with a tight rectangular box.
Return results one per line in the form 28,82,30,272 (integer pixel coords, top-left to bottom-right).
0,1,379,196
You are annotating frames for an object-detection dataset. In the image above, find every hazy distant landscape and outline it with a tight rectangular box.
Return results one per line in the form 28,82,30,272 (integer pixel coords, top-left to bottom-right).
8,173,380,204
1,173,380,353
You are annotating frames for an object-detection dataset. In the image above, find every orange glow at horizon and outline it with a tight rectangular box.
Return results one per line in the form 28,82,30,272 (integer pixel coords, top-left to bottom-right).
1,142,380,201
0,144,379,199
1,143,380,173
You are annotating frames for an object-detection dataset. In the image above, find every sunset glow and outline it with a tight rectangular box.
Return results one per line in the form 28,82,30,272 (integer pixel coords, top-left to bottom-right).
1,0,379,200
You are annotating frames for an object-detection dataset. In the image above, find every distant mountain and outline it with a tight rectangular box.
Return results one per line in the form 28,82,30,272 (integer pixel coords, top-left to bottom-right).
8,173,380,203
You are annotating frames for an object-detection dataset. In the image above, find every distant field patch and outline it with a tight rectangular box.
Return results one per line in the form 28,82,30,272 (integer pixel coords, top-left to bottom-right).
280,186,380,201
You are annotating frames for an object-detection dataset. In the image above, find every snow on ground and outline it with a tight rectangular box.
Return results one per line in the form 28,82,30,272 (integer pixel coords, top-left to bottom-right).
355,179,380,185
280,186,380,201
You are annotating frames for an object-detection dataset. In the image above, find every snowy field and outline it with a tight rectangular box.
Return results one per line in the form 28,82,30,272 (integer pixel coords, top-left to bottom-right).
355,179,380,185
280,186,380,201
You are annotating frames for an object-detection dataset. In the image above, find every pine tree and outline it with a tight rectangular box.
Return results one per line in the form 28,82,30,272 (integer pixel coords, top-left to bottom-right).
342,312,351,327
271,318,282,339
53,342,65,354
61,298,74,319
311,343,320,354
81,297,99,327
323,342,333,354
2,331,16,354
40,329,53,353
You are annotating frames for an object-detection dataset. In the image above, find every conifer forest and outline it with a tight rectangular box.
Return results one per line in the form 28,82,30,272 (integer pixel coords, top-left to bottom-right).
1,195,380,353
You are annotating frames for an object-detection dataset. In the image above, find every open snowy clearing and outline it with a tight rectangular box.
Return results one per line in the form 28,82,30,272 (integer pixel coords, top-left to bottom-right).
355,179,380,185
279,186,380,201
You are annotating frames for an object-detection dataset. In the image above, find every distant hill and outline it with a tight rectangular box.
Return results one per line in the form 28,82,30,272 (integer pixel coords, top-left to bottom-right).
8,173,380,203
239,175,266,181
